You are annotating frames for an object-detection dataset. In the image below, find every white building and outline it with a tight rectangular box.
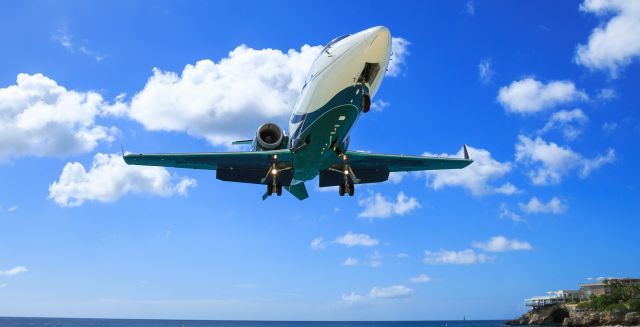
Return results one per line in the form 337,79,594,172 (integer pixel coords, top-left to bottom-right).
525,290,580,308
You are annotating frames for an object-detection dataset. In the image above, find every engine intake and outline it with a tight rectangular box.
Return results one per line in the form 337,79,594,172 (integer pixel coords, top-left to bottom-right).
256,123,284,150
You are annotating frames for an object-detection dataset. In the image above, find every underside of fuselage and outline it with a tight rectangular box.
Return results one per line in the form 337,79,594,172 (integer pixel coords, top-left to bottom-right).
288,84,369,182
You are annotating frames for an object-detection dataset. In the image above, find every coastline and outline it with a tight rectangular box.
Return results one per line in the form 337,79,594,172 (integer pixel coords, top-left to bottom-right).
505,304,640,326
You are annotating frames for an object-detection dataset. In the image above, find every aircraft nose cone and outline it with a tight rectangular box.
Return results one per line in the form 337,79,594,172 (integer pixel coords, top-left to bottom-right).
364,26,391,45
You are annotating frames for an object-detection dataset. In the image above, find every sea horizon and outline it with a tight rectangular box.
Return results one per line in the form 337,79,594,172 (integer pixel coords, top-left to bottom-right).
0,317,513,327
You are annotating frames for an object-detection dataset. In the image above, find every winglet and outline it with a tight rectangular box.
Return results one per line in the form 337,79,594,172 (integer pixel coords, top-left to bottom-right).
463,144,470,160
121,144,125,157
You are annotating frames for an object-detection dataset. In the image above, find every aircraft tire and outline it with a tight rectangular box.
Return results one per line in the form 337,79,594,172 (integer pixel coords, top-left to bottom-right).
339,184,345,196
362,94,371,113
267,184,273,196
276,184,282,196
348,184,355,196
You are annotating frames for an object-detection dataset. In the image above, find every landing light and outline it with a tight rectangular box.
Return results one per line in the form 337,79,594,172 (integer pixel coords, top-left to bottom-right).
271,168,278,175
344,170,349,175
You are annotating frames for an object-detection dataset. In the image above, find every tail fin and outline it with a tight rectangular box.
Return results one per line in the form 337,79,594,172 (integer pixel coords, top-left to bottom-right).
285,182,309,200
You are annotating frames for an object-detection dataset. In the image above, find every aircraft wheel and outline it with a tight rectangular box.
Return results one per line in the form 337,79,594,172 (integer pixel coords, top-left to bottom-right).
362,94,371,113
339,184,345,196
348,184,355,196
276,184,282,196
267,184,274,196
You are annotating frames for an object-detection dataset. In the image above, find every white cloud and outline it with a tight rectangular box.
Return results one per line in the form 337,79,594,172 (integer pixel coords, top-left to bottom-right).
370,285,413,299
424,145,512,196
310,237,326,250
0,73,122,161
387,172,407,184
410,273,432,283
388,37,411,77
472,236,533,252
48,153,196,207
515,135,615,185
368,251,383,268
497,78,587,114
128,45,322,146
342,257,359,266
343,285,413,305
0,266,27,276
539,109,589,141
519,196,567,214
494,182,521,195
499,203,525,223
424,249,490,265
478,59,493,84
597,88,617,100
371,99,390,112
358,192,420,219
396,253,409,258
334,232,379,247
575,0,640,77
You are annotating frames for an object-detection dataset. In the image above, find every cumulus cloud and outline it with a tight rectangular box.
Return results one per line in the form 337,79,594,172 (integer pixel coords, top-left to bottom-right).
370,99,390,112
575,0,640,77
334,232,379,247
410,274,432,283
539,109,589,141
0,266,27,276
310,237,326,250
597,88,617,100
128,45,322,145
0,73,122,161
48,153,196,207
519,196,567,214
466,0,476,16
368,251,383,268
424,145,512,196
388,37,411,77
478,59,494,84
342,285,413,305
497,78,587,114
358,191,421,219
472,236,533,252
494,182,521,195
515,135,615,185
424,249,491,265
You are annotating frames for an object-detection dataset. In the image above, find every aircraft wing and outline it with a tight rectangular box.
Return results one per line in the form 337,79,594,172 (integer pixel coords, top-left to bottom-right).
123,149,292,170
344,146,473,172
345,151,473,171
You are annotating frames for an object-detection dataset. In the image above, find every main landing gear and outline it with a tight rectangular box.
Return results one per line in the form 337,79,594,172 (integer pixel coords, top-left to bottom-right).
261,154,290,199
339,183,354,197
332,154,359,197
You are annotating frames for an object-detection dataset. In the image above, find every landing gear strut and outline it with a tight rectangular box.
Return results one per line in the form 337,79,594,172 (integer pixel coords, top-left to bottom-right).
261,155,289,199
334,154,358,197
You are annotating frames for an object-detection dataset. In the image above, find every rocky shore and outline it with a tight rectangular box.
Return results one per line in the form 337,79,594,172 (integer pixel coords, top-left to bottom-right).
505,304,640,326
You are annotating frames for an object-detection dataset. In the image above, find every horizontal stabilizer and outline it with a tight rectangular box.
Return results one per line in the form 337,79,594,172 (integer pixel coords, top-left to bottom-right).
232,139,253,145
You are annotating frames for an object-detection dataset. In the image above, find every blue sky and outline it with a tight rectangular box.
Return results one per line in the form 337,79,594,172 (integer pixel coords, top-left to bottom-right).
1,0,639,321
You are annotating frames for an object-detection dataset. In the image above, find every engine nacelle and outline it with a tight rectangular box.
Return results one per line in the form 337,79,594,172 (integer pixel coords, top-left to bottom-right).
255,123,285,150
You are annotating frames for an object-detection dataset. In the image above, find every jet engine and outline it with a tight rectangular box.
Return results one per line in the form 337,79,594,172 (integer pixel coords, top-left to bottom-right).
255,123,285,150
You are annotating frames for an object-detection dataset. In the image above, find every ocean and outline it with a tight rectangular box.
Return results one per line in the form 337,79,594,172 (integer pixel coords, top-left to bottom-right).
0,319,511,327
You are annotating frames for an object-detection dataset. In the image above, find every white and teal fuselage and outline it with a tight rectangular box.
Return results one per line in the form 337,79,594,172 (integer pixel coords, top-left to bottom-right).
287,26,391,182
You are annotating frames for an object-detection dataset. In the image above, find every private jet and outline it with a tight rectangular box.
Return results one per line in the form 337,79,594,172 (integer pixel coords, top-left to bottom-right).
124,26,473,200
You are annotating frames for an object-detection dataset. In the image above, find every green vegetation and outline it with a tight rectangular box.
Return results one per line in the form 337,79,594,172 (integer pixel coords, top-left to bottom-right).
577,280,640,312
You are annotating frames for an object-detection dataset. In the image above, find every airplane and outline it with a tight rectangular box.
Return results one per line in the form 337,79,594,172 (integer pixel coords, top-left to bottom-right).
124,26,473,200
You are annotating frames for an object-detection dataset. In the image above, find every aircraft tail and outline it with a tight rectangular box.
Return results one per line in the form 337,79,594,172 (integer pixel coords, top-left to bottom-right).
285,182,309,200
